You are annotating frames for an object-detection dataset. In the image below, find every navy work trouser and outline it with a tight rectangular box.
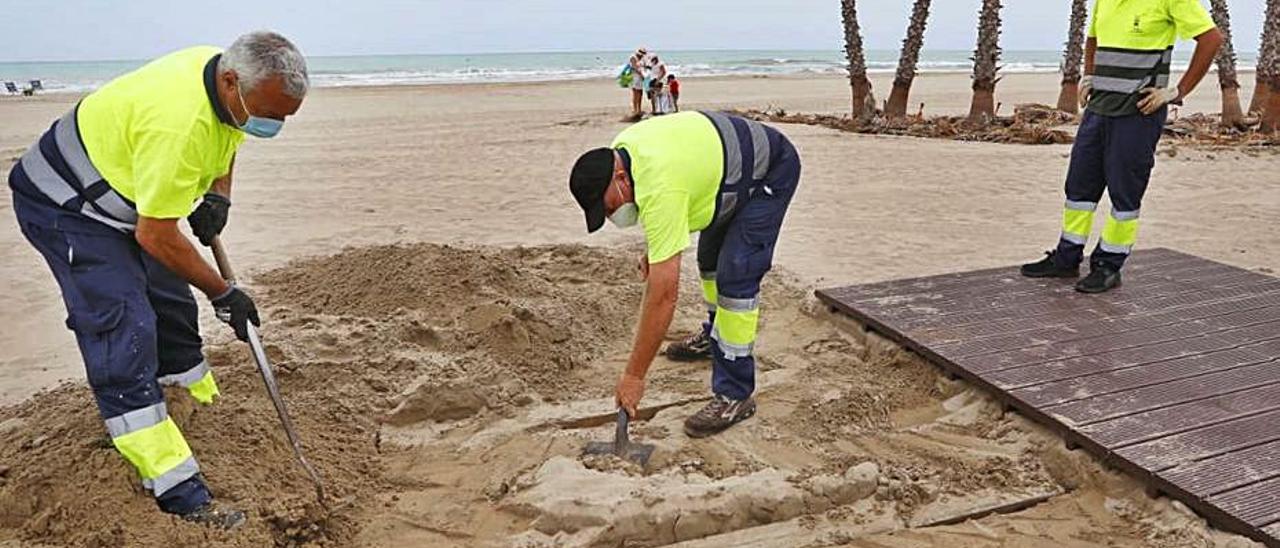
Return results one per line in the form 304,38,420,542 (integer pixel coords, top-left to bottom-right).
1055,108,1167,271
9,165,212,514
695,131,800,400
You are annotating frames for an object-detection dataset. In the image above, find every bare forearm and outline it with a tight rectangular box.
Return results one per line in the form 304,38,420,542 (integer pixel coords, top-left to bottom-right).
136,221,228,298
210,157,234,198
1084,38,1097,75
1178,29,1224,97
626,286,677,379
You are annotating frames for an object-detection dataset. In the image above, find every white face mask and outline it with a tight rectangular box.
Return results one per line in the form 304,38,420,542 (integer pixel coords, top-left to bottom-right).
607,180,638,228
608,203,639,228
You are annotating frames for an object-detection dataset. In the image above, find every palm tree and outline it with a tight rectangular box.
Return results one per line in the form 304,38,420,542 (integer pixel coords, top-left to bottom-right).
885,0,932,119
1057,0,1089,114
968,0,1004,123
1262,0,1280,131
841,0,874,120
1209,0,1246,127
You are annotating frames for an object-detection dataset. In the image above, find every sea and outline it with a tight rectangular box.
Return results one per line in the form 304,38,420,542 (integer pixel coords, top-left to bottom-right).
0,49,1259,94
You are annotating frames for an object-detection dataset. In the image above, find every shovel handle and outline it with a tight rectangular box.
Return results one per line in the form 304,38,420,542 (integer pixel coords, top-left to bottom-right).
614,408,630,449
210,237,237,284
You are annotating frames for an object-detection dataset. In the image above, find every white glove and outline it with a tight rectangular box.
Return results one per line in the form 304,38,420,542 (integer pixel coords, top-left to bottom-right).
1137,86,1182,115
1078,75,1094,109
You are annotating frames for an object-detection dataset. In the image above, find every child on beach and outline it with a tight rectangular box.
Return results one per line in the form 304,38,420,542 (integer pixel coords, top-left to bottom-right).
667,74,680,112
650,79,675,116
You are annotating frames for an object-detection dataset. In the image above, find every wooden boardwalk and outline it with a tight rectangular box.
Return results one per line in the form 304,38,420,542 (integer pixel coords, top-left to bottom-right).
816,248,1280,546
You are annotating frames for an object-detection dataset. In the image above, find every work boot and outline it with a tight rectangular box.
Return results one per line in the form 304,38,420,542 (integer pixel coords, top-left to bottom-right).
683,395,756,438
1076,264,1122,294
665,330,713,362
182,502,247,530
1020,250,1080,279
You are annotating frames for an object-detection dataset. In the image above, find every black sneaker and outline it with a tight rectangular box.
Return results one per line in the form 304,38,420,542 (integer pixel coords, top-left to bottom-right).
1076,265,1122,294
182,503,247,530
664,330,713,362
1020,251,1080,279
684,395,756,438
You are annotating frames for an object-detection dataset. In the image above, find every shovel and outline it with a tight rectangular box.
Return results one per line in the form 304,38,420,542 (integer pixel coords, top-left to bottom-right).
582,408,655,466
210,237,329,508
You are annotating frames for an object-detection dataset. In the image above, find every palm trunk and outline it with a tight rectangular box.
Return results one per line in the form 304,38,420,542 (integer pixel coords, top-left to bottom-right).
1255,0,1279,117
1057,0,1088,114
886,0,932,119
1210,0,1246,127
1253,83,1272,115
968,0,1004,124
841,0,874,120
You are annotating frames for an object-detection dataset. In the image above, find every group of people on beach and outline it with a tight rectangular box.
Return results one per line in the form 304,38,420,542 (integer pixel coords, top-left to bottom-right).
623,47,680,120
5,0,1227,530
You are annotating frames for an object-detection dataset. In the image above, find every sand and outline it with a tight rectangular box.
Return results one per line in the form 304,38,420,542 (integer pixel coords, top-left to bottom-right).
0,242,1258,547
0,71,1277,546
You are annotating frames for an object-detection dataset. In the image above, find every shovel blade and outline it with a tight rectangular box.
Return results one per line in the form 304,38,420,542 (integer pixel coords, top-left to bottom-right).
582,441,656,466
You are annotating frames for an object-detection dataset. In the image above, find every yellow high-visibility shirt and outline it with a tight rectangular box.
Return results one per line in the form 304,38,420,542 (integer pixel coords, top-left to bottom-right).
611,112,725,264
77,46,245,219
1088,0,1216,49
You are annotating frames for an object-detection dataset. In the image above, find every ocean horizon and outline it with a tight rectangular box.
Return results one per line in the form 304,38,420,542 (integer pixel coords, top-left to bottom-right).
0,48,1260,94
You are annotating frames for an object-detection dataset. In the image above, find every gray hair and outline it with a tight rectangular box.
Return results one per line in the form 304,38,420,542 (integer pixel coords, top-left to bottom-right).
219,31,309,99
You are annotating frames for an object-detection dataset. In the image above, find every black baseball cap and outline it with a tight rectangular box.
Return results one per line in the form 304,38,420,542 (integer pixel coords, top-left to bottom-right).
569,147,615,233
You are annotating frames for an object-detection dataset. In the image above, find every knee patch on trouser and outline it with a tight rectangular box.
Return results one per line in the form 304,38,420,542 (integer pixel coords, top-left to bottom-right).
158,361,220,404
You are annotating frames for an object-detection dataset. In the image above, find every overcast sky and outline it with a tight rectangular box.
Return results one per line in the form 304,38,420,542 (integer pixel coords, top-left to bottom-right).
1,0,1264,62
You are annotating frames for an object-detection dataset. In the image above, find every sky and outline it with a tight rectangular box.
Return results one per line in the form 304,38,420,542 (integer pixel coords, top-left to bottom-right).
0,0,1265,62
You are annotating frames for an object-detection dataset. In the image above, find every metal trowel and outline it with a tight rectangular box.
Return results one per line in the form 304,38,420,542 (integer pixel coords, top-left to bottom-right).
582,408,655,466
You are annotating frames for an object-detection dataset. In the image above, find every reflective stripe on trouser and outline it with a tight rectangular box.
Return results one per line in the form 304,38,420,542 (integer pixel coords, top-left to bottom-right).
1099,210,1140,255
8,172,212,514
1060,200,1097,245
695,130,800,400
17,105,138,233
158,360,220,404
711,296,760,360
700,271,718,314
105,402,201,496
1054,109,1165,270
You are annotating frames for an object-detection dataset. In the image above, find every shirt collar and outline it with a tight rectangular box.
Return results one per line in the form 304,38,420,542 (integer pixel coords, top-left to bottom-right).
203,53,237,127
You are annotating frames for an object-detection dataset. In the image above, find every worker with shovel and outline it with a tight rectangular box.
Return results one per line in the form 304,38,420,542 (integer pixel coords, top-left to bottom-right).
6,31,307,528
569,111,800,438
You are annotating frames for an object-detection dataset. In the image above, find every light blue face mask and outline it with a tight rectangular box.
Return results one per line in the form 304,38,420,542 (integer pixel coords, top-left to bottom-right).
234,83,284,138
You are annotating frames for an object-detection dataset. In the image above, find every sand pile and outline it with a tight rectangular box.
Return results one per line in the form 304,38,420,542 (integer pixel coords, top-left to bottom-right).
0,243,1259,547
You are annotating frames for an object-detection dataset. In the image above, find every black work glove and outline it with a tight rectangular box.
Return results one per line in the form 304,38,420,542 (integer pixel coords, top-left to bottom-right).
188,193,231,247
211,286,260,342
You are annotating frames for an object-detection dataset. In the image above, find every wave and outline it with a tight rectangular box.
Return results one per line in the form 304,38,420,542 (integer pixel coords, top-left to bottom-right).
2,53,1257,93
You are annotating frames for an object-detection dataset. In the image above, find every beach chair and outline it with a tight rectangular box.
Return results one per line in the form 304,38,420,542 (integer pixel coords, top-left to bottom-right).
3,82,18,95
29,80,43,92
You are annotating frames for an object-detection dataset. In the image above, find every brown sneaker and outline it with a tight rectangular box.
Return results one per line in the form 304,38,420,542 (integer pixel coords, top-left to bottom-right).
683,395,756,438
182,502,247,530
664,330,713,362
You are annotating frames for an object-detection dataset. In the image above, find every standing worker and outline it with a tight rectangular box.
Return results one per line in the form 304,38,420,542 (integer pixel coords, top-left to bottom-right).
7,31,308,527
569,111,801,438
1021,0,1222,292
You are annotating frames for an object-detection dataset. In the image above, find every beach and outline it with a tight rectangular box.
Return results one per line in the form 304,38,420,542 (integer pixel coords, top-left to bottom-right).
1,71,1278,546
2,71,1275,405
